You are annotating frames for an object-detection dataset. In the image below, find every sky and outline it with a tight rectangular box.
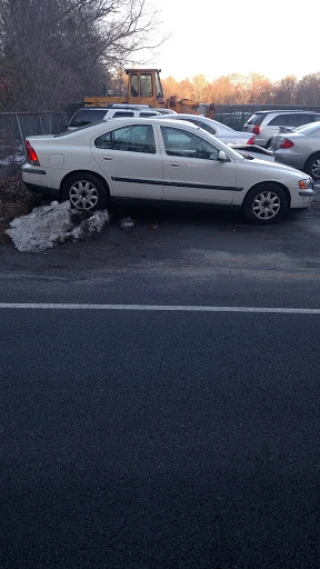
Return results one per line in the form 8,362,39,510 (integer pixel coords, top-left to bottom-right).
147,0,318,81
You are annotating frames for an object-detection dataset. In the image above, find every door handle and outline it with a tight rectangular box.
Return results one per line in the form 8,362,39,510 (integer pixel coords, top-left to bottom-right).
103,156,113,161
170,163,180,167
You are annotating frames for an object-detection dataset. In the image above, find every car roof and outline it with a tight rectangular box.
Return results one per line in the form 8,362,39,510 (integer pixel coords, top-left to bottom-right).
67,117,200,134
254,110,318,115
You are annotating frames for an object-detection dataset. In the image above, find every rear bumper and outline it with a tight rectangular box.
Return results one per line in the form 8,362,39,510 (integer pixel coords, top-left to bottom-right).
23,182,60,199
22,163,60,199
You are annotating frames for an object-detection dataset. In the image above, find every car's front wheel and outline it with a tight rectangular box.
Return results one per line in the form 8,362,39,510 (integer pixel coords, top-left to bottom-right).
305,153,320,181
61,173,108,211
243,184,288,224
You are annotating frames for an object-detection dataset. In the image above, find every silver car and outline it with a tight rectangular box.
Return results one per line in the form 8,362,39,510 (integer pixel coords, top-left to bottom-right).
243,110,320,148
153,114,254,145
272,122,320,180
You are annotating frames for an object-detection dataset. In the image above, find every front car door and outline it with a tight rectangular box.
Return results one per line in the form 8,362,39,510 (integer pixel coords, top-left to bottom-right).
91,123,163,201
159,125,238,204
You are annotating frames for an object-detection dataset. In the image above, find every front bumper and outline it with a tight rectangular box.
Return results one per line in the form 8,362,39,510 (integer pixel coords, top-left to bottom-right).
299,189,315,198
290,185,314,210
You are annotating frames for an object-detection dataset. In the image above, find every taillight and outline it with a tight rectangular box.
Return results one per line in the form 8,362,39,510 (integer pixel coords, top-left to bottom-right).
280,138,294,149
26,140,40,165
247,136,256,145
253,125,260,135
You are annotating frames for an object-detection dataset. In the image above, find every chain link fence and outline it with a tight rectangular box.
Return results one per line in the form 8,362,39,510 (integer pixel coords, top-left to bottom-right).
0,111,72,178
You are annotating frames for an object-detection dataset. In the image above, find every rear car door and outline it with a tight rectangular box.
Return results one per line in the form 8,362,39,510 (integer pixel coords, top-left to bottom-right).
159,126,238,204
91,123,163,200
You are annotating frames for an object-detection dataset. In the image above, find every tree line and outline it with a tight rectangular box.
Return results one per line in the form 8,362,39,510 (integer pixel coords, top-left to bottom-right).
0,1,319,112
0,0,163,111
162,73,320,107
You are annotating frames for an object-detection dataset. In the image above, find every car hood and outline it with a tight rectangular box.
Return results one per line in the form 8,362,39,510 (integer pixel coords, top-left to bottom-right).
242,157,306,177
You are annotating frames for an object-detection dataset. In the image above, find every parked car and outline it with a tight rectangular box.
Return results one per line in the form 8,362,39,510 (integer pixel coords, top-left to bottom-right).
152,114,255,145
243,110,320,148
68,106,161,129
22,118,314,224
271,121,320,179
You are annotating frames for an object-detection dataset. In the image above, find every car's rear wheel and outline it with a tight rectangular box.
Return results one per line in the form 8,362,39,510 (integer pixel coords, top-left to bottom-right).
61,173,108,211
243,184,288,224
305,153,320,180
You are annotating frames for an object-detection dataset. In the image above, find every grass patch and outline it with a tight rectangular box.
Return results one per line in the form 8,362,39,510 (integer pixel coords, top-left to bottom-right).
0,172,41,243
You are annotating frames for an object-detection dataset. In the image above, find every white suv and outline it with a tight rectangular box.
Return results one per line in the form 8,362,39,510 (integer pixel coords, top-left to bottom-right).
68,106,161,130
243,110,320,148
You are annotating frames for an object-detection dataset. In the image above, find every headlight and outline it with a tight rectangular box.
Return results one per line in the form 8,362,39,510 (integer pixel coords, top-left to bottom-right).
299,179,312,190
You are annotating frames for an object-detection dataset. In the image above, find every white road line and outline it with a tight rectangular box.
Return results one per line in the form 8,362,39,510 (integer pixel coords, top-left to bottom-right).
0,303,319,314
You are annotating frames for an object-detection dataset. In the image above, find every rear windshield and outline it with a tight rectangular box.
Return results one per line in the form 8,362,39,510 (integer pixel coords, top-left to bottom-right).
69,109,107,127
246,114,264,125
295,122,320,135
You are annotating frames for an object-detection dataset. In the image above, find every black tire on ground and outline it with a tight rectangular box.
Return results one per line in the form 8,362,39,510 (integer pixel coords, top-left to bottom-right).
61,172,108,211
305,153,320,181
243,183,288,225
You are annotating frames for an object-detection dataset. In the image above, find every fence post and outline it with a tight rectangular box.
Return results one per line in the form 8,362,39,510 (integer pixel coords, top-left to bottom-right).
16,114,26,157
39,115,44,134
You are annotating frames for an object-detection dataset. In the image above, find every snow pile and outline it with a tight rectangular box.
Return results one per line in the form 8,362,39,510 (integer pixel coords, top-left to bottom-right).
6,201,109,252
119,216,135,230
70,210,109,241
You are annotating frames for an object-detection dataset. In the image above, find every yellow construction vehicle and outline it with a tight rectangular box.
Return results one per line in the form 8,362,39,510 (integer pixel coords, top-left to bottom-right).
84,68,215,118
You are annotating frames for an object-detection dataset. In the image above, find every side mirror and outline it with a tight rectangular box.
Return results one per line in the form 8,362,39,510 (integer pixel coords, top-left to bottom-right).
218,150,229,162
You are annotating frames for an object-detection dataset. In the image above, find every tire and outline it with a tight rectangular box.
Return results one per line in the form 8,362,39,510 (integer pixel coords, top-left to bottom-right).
61,172,108,211
305,153,320,181
243,183,288,225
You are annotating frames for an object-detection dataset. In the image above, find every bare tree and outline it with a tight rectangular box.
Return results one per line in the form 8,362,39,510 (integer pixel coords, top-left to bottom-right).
0,0,164,110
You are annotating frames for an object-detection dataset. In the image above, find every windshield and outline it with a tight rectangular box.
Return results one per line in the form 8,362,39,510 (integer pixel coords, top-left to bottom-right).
246,113,264,125
69,109,107,128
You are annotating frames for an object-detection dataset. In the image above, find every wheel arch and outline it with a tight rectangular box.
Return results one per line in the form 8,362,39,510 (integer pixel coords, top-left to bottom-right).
60,170,111,198
244,181,291,208
304,151,320,174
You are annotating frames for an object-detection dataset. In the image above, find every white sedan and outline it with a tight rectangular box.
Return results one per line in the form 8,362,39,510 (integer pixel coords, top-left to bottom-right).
22,118,314,224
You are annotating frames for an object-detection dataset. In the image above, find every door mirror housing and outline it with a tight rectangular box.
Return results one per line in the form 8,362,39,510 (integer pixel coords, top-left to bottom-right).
218,150,230,162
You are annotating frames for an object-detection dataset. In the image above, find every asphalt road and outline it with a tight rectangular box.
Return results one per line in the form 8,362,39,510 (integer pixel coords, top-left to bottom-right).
1,303,320,569
1,198,320,569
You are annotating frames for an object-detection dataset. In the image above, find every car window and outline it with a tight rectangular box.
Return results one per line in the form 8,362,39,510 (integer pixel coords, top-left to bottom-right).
95,125,156,154
161,126,219,160
197,121,217,135
246,114,264,125
140,74,153,97
179,118,217,136
130,74,139,97
139,112,158,117
290,114,314,127
69,109,107,128
112,111,134,118
268,114,294,126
